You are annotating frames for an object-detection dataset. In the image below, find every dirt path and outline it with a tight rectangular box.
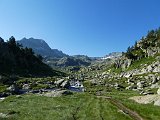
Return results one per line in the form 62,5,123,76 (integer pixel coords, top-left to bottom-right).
97,96,144,120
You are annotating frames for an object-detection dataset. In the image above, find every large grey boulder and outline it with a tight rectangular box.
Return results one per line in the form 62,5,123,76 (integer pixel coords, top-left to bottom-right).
54,79,65,86
43,90,72,97
154,99,160,106
60,80,70,88
0,113,8,118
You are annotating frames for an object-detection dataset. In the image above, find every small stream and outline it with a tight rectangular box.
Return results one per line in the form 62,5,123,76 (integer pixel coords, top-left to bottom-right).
0,87,84,100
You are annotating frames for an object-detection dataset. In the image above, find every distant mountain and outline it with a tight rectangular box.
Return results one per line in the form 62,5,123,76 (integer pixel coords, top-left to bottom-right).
45,56,92,67
17,38,68,58
0,36,63,77
102,52,122,60
17,38,94,67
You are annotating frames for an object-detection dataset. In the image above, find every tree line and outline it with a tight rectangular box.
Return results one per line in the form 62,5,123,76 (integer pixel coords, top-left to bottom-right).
0,36,57,77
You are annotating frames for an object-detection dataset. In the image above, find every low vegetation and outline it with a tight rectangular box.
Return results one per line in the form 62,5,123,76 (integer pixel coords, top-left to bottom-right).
1,91,160,120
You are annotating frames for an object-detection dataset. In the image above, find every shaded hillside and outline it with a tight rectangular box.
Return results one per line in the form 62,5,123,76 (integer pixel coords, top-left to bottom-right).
0,36,63,77
45,56,92,67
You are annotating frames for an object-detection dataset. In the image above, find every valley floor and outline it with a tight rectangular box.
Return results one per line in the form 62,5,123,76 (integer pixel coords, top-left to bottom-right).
0,91,160,120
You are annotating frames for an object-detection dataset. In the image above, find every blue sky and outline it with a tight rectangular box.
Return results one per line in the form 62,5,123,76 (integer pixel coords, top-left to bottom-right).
0,0,160,57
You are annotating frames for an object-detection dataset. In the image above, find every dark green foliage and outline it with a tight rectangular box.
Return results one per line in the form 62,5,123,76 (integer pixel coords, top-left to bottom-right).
0,36,62,77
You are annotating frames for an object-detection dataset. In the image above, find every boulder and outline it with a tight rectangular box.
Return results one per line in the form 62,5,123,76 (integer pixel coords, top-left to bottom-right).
22,84,30,90
137,81,144,89
147,65,153,72
43,90,72,97
150,83,159,89
153,67,160,73
7,84,19,93
157,88,160,95
60,80,70,88
154,99,160,106
125,86,133,90
0,113,8,118
124,73,132,78
54,79,65,86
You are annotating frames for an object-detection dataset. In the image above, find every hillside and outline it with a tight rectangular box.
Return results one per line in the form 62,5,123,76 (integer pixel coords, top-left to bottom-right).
79,28,160,97
0,36,63,77
17,37,68,58
0,29,160,120
18,38,93,67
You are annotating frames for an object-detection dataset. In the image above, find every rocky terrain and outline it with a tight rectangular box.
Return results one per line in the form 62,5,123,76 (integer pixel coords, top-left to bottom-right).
0,28,160,120
17,37,68,58
18,38,93,68
73,28,160,106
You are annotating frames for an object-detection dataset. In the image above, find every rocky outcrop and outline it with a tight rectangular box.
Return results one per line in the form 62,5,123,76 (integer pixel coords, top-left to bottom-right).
114,57,132,69
147,47,160,57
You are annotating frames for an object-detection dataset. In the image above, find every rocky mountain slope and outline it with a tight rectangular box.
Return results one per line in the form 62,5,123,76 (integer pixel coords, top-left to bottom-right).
18,38,92,67
78,28,160,98
17,37,68,58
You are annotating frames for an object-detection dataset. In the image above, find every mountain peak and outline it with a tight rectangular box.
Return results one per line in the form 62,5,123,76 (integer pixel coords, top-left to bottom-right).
17,37,68,58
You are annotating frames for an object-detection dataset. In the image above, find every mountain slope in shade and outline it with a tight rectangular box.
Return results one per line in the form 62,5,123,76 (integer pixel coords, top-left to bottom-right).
17,38,68,58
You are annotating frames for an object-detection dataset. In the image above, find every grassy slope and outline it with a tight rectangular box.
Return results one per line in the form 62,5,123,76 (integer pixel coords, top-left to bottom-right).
106,91,160,120
0,93,131,120
0,91,160,120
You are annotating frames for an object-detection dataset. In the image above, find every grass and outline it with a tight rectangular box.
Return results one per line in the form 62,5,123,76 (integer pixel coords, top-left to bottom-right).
126,56,156,71
1,89,160,120
0,92,132,120
105,91,160,120
0,85,7,93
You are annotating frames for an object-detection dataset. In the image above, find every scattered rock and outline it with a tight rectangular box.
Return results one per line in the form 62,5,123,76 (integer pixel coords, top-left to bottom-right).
54,79,65,86
0,113,8,118
22,84,30,90
42,90,72,97
60,80,70,88
157,88,160,95
150,83,159,89
129,95,160,106
7,84,19,93
154,99,160,106
0,92,10,97
137,81,144,89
